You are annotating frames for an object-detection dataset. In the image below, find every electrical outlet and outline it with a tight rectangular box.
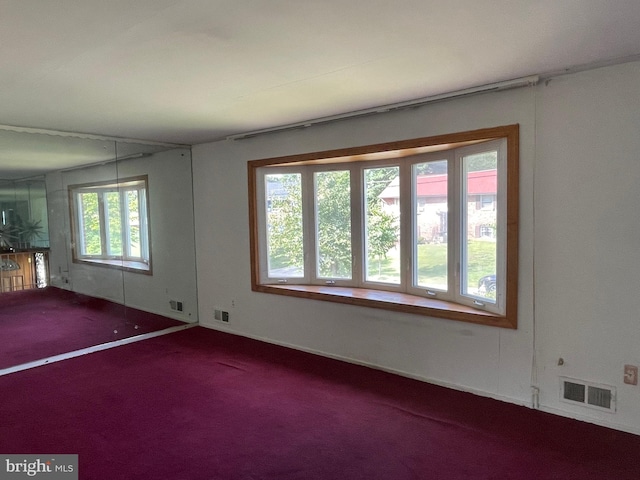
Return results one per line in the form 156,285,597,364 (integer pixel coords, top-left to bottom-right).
222,311,229,322
624,365,638,385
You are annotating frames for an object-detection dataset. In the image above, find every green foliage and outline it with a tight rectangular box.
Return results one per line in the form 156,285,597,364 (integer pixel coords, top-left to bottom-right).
267,170,400,278
364,167,398,201
366,200,397,261
75,186,145,258
267,175,304,271
465,151,497,172
315,171,352,278
364,167,400,277
415,161,447,175
106,192,123,255
79,193,102,255
414,152,495,176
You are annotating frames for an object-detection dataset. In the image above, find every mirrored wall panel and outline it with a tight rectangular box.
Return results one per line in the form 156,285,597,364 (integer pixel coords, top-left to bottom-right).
0,127,198,371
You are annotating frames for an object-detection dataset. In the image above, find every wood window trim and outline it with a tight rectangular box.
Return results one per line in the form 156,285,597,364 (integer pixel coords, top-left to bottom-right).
255,284,514,328
248,125,519,329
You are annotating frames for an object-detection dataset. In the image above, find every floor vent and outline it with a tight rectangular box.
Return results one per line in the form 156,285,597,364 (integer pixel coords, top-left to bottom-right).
560,377,616,412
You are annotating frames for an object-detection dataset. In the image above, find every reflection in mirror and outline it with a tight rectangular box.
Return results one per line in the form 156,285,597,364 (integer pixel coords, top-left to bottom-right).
52,142,125,327
0,177,50,296
0,177,49,251
0,128,198,373
114,143,198,331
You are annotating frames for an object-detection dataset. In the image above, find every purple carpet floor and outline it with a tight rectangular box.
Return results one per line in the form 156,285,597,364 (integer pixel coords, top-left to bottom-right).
0,287,185,369
1,327,639,479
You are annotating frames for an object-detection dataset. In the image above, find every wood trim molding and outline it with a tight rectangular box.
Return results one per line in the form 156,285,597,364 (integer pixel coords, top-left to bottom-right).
256,284,516,328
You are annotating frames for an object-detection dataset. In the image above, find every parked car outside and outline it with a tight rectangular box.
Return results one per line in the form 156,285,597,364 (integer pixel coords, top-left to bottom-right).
477,274,496,295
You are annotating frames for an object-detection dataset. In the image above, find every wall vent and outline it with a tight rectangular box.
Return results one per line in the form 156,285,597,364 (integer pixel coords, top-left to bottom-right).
587,386,612,410
169,300,184,312
560,377,616,412
214,309,229,322
563,381,586,403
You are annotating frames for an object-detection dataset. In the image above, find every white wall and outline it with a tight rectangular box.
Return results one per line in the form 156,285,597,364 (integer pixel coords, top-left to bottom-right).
534,62,640,432
192,60,640,435
46,148,199,323
192,88,537,402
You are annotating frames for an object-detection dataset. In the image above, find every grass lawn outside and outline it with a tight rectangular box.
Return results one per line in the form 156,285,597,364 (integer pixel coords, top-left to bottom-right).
367,240,496,294
270,240,497,295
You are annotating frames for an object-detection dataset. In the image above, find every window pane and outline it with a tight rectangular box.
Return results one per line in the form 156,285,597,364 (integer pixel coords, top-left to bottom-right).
414,160,448,291
462,151,497,302
127,190,141,258
265,173,304,278
78,192,101,255
315,170,352,279
105,191,122,256
364,166,400,284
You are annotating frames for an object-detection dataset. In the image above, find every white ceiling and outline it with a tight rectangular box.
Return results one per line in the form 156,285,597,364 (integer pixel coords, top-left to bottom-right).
1,0,640,176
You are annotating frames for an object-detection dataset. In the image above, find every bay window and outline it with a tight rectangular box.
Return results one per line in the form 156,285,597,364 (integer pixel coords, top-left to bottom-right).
70,175,151,273
249,125,518,328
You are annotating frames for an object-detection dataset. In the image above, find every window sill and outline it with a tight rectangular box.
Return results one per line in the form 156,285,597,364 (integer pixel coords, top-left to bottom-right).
253,284,516,329
74,258,152,275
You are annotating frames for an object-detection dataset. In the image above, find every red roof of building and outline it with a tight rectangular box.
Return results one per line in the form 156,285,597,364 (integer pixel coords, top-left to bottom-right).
380,169,496,199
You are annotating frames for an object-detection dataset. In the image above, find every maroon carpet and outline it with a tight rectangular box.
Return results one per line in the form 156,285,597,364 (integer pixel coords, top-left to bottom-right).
0,287,184,369
1,327,638,479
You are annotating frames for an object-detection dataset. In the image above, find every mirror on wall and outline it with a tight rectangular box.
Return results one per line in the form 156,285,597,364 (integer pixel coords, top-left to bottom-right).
0,127,198,372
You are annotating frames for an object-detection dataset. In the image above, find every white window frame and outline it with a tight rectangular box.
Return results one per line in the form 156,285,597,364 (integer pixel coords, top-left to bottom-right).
312,165,355,284
69,175,151,274
257,167,308,284
360,161,403,291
